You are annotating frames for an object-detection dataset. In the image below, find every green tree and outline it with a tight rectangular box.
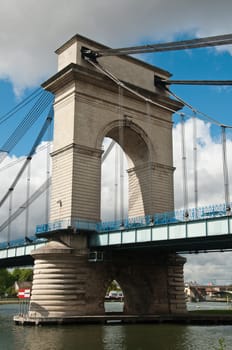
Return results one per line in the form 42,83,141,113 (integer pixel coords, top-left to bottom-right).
213,338,226,350
0,269,14,296
12,268,33,282
0,268,33,297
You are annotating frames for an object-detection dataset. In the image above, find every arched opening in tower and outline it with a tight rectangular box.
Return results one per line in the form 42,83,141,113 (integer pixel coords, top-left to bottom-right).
101,137,128,223
104,279,124,314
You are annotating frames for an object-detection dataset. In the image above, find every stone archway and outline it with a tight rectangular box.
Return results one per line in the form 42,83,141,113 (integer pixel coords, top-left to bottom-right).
27,34,187,323
99,119,154,218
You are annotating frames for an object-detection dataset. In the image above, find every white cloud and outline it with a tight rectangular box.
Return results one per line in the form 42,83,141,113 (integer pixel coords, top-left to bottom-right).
173,118,232,209
1,0,232,94
0,142,51,243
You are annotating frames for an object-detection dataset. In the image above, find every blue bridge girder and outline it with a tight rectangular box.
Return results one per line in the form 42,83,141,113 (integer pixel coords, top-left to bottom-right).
0,214,232,267
89,215,232,253
0,202,232,268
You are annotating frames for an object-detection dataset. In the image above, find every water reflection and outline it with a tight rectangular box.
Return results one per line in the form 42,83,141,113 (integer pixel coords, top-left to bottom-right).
15,325,104,350
1,304,232,350
103,325,126,350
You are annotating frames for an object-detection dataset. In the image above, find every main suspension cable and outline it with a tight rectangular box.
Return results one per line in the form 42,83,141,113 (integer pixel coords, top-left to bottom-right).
82,33,232,58
85,58,182,115
85,56,232,131
84,55,232,216
166,86,232,128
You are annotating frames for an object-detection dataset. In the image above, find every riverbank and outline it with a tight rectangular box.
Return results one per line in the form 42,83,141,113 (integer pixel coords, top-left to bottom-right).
0,299,18,305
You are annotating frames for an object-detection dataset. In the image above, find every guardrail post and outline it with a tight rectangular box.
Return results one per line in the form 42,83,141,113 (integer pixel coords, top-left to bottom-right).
205,220,208,237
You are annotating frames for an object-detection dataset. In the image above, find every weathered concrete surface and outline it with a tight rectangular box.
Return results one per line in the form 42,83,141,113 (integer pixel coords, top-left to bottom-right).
28,235,186,319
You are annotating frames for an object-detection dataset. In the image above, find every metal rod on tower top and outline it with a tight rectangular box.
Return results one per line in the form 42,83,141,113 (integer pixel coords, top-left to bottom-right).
87,33,232,57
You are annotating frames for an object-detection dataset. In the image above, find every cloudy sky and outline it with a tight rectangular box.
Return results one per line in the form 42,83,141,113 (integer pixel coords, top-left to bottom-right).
1,0,232,284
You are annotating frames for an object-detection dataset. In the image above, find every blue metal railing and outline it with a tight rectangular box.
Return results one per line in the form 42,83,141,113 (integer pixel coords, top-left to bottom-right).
97,202,230,232
35,201,231,235
0,236,46,250
36,218,98,234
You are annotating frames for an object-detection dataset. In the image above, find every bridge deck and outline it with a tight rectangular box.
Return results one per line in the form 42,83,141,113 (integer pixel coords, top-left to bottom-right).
1,215,232,267
89,215,232,252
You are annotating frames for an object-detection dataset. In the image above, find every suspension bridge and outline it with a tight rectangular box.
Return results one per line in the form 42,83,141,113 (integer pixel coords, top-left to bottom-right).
0,33,232,323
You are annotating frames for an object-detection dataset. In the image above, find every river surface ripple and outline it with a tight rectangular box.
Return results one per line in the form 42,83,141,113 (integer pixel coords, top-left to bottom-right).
1,303,232,350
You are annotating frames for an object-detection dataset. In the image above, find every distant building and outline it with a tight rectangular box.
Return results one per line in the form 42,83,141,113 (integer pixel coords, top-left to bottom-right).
14,281,32,292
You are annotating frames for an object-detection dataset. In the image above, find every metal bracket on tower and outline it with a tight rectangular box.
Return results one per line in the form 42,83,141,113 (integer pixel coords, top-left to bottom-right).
154,76,168,89
81,46,100,62
88,251,104,262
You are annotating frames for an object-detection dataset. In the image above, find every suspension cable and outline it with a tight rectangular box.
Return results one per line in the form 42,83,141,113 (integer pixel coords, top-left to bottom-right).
25,162,31,238
7,191,13,245
0,88,43,125
84,55,232,216
114,144,119,221
102,140,115,162
82,33,232,58
0,109,53,208
166,86,232,129
85,58,182,115
84,57,193,216
45,118,53,225
118,86,125,224
85,56,232,131
0,91,53,164
192,110,198,211
221,126,231,212
180,114,189,217
146,100,153,215
0,177,51,233
0,143,49,172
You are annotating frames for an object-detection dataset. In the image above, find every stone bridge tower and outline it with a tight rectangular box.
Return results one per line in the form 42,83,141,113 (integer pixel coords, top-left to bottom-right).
28,35,186,323
43,34,182,223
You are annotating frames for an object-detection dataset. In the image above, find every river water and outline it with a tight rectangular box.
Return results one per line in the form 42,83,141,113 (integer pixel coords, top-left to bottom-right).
1,303,232,350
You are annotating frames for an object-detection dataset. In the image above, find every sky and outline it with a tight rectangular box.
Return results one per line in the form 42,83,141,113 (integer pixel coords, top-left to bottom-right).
1,0,232,284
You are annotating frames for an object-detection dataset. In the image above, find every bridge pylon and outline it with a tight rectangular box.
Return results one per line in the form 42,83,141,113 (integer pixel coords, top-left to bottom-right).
23,34,186,324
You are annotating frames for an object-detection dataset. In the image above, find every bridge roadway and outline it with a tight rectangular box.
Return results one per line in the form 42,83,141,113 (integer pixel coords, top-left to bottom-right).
0,238,46,268
90,215,232,253
0,211,232,267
